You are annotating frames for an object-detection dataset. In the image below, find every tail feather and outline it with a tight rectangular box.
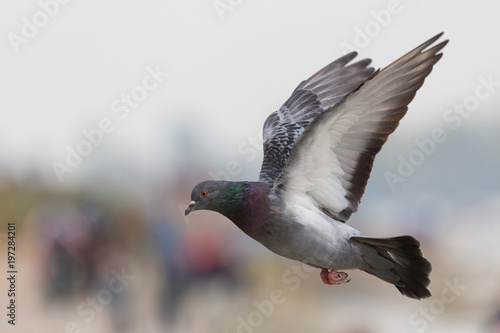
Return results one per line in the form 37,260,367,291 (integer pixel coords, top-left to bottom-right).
351,235,432,300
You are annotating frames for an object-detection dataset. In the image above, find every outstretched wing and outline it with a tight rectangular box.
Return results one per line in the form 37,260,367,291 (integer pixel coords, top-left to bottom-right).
258,53,375,184
275,33,448,222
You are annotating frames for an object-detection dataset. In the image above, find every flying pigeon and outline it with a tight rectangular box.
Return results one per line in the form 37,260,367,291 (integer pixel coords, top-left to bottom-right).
185,33,448,299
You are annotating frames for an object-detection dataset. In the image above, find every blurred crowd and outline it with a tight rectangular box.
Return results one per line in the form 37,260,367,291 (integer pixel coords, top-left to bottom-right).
1,177,500,333
2,177,245,333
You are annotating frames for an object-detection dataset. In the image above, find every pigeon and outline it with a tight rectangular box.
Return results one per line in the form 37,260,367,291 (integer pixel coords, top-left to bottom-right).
185,33,448,299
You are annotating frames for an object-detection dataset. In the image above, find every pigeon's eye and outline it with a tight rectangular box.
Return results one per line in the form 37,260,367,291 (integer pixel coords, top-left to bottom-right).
200,190,208,197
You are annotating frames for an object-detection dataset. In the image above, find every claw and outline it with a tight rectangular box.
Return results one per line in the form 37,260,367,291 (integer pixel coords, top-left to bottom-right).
320,268,350,285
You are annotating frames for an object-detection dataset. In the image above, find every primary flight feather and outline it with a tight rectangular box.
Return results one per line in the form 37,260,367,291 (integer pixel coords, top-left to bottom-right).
186,33,448,299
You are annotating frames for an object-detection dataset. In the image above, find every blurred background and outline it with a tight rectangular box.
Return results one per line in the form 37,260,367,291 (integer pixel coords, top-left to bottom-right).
1,1,499,332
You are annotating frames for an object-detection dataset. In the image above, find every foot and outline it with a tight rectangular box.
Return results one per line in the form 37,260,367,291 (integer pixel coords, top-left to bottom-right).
320,268,350,285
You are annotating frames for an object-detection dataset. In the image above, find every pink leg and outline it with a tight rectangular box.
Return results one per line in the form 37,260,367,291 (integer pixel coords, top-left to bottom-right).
320,268,350,285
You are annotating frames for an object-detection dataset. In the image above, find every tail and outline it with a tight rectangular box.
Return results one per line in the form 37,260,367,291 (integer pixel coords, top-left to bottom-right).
350,235,432,300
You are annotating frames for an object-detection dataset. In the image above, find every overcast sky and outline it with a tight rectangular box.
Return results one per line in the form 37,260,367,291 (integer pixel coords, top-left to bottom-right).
1,0,499,188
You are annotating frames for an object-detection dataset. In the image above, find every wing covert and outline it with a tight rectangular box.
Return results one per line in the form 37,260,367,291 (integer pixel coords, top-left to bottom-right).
259,52,375,184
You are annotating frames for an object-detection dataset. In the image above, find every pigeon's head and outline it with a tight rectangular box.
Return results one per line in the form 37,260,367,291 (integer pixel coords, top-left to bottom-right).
185,180,229,216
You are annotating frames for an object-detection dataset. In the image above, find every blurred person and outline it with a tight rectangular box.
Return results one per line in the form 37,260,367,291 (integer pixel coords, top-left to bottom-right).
149,213,186,324
485,303,500,333
27,197,135,332
34,201,98,300
149,205,240,327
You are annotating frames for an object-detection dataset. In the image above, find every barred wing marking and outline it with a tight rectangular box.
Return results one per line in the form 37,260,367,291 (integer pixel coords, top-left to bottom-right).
259,53,375,184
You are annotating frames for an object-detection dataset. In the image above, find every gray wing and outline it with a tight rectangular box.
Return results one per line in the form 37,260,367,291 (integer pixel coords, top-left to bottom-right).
258,52,375,184
275,33,448,222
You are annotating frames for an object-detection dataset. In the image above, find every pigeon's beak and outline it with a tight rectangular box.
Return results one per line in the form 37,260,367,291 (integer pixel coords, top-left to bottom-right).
185,201,196,216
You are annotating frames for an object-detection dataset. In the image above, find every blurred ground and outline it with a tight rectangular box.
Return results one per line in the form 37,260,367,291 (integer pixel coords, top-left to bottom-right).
0,177,499,333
